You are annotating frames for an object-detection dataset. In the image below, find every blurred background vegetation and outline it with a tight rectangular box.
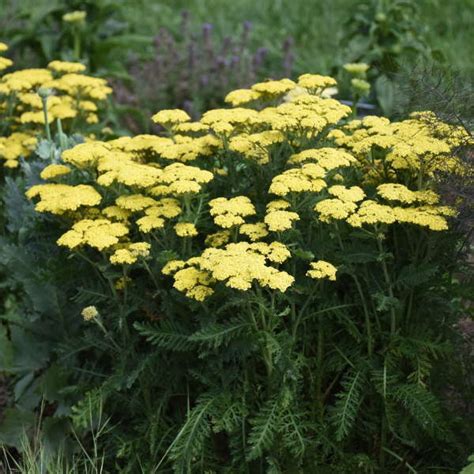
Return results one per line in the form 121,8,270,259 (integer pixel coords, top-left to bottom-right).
0,0,472,127
1,0,472,75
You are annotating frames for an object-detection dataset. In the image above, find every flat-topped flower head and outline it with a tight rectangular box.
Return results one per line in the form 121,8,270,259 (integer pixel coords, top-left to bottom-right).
265,209,300,232
307,260,337,281
26,184,101,215
40,164,71,180
314,198,357,223
328,185,365,203
57,219,128,250
152,109,191,126
209,196,256,228
225,88,260,106
81,306,98,321
175,222,198,237
298,74,337,91
239,223,269,241
0,57,13,71
251,78,296,98
48,60,86,74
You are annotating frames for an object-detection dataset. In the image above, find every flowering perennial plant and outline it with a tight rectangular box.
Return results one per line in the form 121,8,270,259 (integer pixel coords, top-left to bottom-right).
10,71,474,471
0,42,111,169
27,73,469,298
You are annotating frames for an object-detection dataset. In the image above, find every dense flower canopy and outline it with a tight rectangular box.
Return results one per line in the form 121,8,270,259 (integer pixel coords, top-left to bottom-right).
24,73,471,301
0,44,112,168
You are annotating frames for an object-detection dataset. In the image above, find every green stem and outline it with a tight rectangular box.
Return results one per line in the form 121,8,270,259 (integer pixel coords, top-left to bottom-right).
316,316,324,421
377,237,396,335
142,259,160,290
334,223,373,356
73,30,81,60
352,274,373,356
41,97,52,142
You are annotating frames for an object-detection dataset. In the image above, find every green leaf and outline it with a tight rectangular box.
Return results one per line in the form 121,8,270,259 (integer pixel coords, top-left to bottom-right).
375,75,395,115
0,325,13,370
247,396,281,461
330,369,366,441
134,320,195,352
0,407,35,449
169,393,218,471
189,318,252,349
396,263,438,288
392,384,446,437
373,293,400,312
35,139,55,160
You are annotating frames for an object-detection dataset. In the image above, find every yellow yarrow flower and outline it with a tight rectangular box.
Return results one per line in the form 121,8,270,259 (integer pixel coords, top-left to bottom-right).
269,164,327,196
251,78,296,97
205,230,231,248
48,60,86,74
209,196,256,229
225,88,260,106
81,306,98,321
239,223,269,241
152,109,191,126
265,210,300,232
40,164,71,180
314,198,357,223
57,219,128,250
298,73,337,91
307,260,337,281
175,222,198,237
26,184,101,214
0,57,13,71
328,185,365,203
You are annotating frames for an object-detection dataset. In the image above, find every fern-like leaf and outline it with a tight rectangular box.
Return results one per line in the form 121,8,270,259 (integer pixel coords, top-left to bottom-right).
392,383,445,437
168,392,218,472
280,407,308,458
189,317,252,349
134,320,194,351
246,396,281,461
330,368,366,441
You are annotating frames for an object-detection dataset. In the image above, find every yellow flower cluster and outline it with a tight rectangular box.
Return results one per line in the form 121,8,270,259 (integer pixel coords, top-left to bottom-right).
209,196,256,228
110,242,151,265
239,222,269,241
288,147,356,169
175,222,198,237
25,72,462,297
136,198,181,233
306,260,337,281
152,109,191,126
40,164,72,180
0,46,112,167
329,113,469,175
81,305,98,321
57,219,128,250
269,163,327,196
376,183,438,204
0,132,37,168
224,75,338,106
265,201,300,232
26,184,101,214
0,42,12,71
163,241,294,300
